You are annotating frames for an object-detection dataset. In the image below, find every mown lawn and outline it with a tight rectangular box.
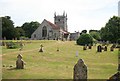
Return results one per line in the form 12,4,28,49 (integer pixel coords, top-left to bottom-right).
2,40,118,79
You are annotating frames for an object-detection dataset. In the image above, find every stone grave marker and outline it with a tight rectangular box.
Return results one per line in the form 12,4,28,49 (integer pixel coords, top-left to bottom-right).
83,45,87,50
16,54,25,69
88,44,92,49
73,58,87,80
110,46,114,51
104,46,107,51
97,45,102,52
76,51,79,57
39,44,43,52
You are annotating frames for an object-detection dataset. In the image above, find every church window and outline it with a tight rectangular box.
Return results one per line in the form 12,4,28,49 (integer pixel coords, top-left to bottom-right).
42,26,47,37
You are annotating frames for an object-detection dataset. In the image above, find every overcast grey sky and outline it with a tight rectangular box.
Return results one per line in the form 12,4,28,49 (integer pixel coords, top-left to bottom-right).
0,0,119,32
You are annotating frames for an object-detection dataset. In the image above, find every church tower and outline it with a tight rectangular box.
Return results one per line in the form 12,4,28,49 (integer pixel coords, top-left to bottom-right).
54,12,68,31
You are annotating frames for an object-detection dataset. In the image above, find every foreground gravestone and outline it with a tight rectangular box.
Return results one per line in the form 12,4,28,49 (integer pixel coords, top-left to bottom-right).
16,54,25,69
39,44,43,52
73,59,87,81
97,45,102,52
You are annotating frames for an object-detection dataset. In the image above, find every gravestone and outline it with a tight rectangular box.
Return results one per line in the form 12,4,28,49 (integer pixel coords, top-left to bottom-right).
16,54,25,69
88,44,92,49
104,46,107,51
97,45,102,52
83,45,87,50
73,59,87,81
110,46,114,51
76,51,79,57
39,44,43,52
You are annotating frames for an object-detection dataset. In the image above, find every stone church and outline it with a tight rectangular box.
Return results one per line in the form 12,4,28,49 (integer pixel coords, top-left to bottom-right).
31,12,69,40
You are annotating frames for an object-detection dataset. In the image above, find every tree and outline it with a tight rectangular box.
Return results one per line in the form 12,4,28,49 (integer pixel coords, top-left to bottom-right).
2,16,16,39
76,33,93,46
100,16,120,43
14,26,25,39
89,31,101,41
22,21,40,38
81,30,87,34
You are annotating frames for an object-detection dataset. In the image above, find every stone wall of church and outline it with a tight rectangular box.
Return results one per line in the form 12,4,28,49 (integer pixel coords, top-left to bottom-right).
31,20,60,40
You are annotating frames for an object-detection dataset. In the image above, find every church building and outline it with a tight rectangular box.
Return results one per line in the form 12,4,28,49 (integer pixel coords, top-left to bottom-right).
31,12,69,40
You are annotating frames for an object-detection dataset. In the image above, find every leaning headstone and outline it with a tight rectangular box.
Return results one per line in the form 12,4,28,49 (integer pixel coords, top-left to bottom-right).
104,46,107,51
97,45,102,52
73,59,87,81
39,44,43,52
16,54,25,69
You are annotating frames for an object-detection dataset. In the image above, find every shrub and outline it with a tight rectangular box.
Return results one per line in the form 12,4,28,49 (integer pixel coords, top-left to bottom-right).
6,41,19,49
76,33,93,46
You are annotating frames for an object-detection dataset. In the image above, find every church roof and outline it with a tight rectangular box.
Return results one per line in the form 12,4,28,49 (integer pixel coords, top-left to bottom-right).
45,19,60,30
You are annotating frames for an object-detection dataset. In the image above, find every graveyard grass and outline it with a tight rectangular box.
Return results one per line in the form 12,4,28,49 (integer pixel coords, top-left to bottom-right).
2,40,118,79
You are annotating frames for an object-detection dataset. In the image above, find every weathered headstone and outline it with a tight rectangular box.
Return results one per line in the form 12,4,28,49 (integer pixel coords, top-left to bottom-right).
73,59,87,81
39,44,43,52
97,45,102,52
88,44,92,49
110,46,114,51
16,54,25,69
83,45,87,50
104,46,107,51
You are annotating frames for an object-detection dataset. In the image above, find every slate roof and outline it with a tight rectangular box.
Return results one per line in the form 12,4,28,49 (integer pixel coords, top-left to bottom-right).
45,19,60,30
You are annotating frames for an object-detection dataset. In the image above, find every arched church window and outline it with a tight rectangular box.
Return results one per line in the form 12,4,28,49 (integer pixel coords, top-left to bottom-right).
42,26,47,37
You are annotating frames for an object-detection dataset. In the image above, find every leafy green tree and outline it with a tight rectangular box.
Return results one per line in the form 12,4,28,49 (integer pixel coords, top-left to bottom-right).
100,16,120,43
22,21,40,38
15,26,25,39
89,31,101,41
76,33,93,46
2,16,16,39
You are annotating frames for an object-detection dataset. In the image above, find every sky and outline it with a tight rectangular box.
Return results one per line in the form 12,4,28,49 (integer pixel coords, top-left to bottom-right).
0,0,119,33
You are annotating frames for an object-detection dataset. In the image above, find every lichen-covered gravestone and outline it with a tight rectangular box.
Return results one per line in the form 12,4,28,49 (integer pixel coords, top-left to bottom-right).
16,54,25,69
97,45,102,52
73,59,87,81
